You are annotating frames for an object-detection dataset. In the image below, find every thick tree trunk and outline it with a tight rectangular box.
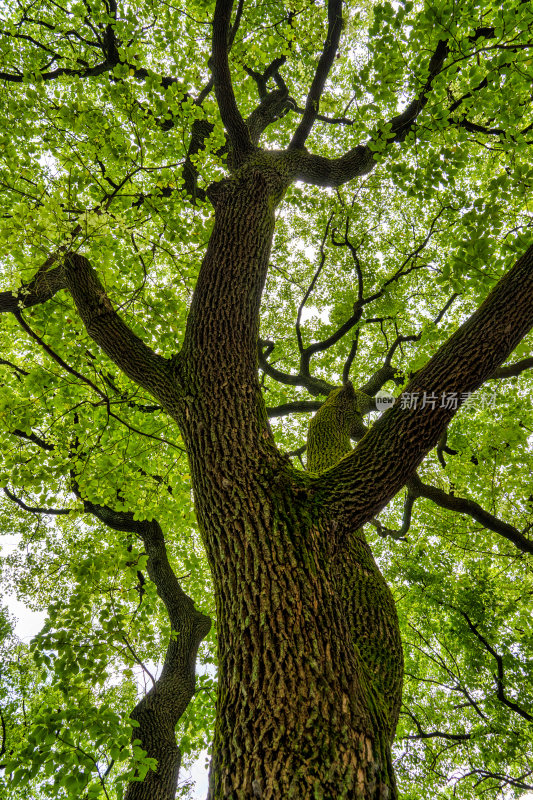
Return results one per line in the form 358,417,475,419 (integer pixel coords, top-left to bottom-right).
175,168,402,799
203,499,402,800
190,454,402,799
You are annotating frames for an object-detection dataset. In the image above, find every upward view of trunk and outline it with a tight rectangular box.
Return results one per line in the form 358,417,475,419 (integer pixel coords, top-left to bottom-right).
171,168,404,799
170,161,533,797
4,3,533,799
4,156,533,800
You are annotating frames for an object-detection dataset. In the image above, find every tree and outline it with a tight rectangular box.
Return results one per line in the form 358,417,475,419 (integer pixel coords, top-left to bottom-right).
0,0,532,798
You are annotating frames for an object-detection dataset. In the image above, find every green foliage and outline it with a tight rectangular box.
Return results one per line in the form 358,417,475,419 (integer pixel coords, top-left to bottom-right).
0,0,532,797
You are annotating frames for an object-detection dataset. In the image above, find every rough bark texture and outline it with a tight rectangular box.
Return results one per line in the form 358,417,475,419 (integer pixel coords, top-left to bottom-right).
4,4,533,798
4,157,533,799
172,171,403,799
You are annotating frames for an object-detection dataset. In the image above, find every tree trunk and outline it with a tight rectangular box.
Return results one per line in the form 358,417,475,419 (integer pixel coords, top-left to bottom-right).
174,168,402,799
205,501,402,800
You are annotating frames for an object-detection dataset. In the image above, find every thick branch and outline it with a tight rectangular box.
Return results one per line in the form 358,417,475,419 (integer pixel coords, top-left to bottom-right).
313,242,533,533
342,333,359,384
292,144,377,188
244,56,287,100
246,88,293,146
72,498,211,800
10,429,55,451
66,466,211,797
0,253,177,409
0,257,65,312
182,118,215,202
267,400,322,418
290,37,449,186
258,342,334,397
491,357,533,379
212,0,252,156
289,0,343,150
359,363,397,396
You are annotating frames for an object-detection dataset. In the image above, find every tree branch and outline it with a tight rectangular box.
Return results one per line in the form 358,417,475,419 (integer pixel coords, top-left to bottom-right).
246,88,294,146
67,490,211,799
400,708,472,742
6,421,209,796
289,36,449,186
0,256,65,312
291,144,377,188
358,363,398,397
301,306,363,374
0,358,29,377
491,357,533,379
459,769,533,793
295,214,332,358
258,340,335,397
244,56,287,100
342,333,359,384
312,242,533,535
408,474,533,555
388,40,449,143
3,487,71,515
10,429,55,451
458,610,533,723
211,0,252,157
0,59,117,83
289,0,343,150
0,253,176,408
370,487,417,540
182,118,215,203
359,295,457,396
267,400,322,419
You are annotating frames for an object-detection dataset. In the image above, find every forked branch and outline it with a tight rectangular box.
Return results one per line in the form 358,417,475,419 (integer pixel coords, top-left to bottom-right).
212,0,253,157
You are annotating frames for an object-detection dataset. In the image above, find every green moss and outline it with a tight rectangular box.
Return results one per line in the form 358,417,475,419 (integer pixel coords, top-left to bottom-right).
306,385,404,743
306,383,370,473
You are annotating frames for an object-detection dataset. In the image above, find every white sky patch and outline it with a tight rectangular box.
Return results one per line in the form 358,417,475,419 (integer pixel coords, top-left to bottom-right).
1,532,47,640
300,304,331,324
3,592,46,641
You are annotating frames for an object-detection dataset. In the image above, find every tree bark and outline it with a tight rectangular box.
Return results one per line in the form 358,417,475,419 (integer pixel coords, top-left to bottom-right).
5,158,533,799
174,169,402,798
205,500,400,800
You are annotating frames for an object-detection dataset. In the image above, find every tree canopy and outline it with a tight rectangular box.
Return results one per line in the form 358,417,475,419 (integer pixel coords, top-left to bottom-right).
0,0,532,798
